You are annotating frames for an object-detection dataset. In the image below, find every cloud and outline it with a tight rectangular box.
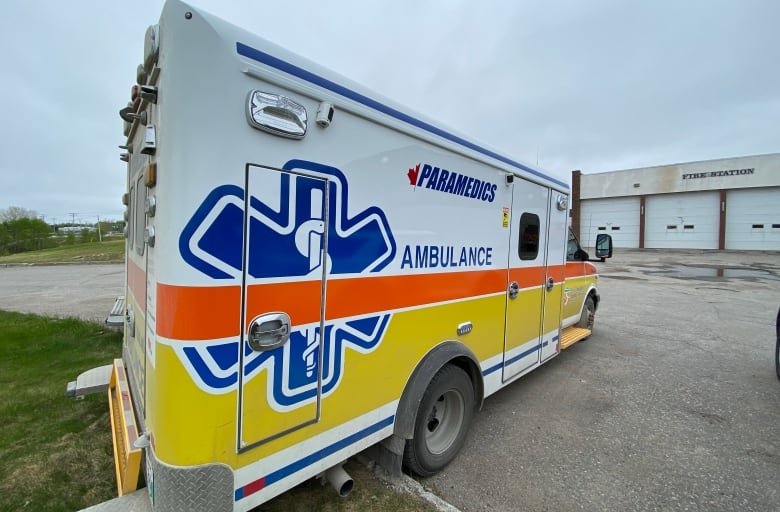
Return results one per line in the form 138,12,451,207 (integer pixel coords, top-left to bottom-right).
0,0,777,222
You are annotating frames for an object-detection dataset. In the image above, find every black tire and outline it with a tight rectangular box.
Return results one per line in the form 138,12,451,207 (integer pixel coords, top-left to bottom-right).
403,364,475,478
775,307,779,380
576,295,596,331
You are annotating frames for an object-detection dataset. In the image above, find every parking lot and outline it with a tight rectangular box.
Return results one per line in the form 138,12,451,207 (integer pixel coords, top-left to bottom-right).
1,251,778,511
425,249,780,512
0,263,123,324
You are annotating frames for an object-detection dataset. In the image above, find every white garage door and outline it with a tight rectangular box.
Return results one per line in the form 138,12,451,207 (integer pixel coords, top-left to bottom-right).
725,187,780,250
644,192,719,249
580,197,640,248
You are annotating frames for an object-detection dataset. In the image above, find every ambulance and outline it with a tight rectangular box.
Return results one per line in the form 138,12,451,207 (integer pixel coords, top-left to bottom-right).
71,1,612,510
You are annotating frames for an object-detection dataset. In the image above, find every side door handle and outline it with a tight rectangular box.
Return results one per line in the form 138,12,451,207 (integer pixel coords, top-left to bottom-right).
545,277,554,292
508,281,519,299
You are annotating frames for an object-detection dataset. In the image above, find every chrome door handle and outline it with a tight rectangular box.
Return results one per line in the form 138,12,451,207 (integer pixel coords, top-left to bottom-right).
508,281,519,299
248,312,291,351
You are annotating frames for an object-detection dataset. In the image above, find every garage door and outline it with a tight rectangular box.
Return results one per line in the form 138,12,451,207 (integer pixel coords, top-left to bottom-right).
644,192,719,249
725,187,780,250
580,197,639,248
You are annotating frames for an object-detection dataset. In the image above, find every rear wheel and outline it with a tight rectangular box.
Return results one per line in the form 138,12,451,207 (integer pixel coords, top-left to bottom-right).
403,364,475,477
775,308,779,380
775,333,779,381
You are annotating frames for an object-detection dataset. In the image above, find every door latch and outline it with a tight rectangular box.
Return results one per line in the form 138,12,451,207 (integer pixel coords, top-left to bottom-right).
247,312,291,351
508,281,519,299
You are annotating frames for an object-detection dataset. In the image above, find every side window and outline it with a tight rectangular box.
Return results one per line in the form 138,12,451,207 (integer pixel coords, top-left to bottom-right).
134,176,147,255
567,231,579,261
518,213,540,260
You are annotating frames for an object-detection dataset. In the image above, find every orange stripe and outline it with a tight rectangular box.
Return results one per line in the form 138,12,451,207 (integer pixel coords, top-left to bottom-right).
157,269,507,341
246,280,322,329
564,261,598,278
246,269,510,329
154,264,589,341
508,264,566,286
127,259,146,313
325,269,505,322
548,264,566,283
157,284,241,341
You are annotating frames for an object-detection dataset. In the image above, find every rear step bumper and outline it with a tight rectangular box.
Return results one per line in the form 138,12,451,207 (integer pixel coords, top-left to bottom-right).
107,359,143,496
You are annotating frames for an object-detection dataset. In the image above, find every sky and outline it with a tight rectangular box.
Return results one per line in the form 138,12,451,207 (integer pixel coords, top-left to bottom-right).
1,0,778,224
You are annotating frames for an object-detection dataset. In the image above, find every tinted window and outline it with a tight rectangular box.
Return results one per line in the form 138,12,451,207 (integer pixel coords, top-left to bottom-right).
519,213,540,260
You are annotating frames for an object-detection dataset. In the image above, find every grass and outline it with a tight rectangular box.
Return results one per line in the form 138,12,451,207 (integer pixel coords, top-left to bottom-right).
0,311,121,512
0,240,125,264
255,461,436,512
0,311,436,512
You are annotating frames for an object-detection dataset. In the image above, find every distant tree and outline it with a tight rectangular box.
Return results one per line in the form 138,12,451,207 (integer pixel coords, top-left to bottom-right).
0,206,39,222
80,227,94,243
0,222,9,255
0,207,51,253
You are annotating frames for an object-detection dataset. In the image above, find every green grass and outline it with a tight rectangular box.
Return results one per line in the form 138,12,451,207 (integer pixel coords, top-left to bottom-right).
255,460,435,512
0,240,125,264
0,311,436,512
0,311,121,512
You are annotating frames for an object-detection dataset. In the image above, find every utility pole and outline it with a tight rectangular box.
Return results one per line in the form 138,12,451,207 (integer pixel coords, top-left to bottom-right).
69,212,76,227
97,215,102,242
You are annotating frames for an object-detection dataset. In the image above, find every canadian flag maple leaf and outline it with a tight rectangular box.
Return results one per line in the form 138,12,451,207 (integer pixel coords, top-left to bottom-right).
407,163,421,186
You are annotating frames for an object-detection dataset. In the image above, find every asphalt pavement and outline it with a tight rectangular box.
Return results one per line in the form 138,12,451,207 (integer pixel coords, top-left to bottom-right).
424,249,780,512
0,263,123,324
1,251,778,511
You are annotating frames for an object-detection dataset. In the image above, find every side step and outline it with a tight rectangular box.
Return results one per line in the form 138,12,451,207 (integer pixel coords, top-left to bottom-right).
560,327,592,350
66,364,113,398
106,296,125,328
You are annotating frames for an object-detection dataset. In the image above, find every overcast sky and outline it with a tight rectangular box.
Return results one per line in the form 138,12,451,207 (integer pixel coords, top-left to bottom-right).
1,0,777,224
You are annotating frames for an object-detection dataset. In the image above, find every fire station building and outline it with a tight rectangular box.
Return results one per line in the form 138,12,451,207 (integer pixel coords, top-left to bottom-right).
570,153,780,250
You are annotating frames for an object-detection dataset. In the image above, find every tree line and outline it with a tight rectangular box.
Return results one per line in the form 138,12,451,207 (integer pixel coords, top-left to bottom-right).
0,206,123,256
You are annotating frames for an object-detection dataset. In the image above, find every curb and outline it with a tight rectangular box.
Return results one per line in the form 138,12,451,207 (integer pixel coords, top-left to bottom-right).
356,455,462,512
0,261,124,268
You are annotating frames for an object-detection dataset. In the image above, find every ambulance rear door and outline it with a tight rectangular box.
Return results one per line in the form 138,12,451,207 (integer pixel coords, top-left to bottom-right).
238,164,329,450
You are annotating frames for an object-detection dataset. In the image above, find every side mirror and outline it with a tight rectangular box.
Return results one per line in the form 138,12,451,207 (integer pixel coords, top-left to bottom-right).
595,234,613,260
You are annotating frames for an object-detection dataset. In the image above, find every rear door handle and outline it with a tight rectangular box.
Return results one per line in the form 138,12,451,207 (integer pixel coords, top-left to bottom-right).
247,312,291,351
